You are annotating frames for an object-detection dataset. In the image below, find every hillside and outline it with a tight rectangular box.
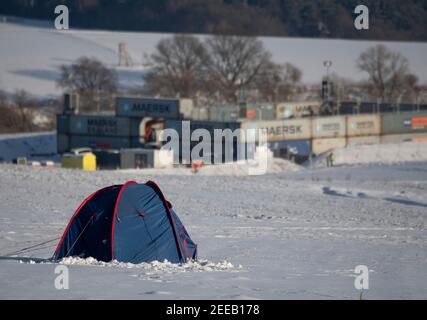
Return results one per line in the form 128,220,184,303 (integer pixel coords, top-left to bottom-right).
1,18,427,98
1,0,427,41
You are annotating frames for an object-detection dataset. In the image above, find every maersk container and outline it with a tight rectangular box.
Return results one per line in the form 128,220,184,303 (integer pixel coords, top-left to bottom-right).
347,136,380,147
69,115,131,137
381,133,427,144
241,119,312,143
381,112,427,135
312,138,346,155
346,115,381,137
56,115,69,134
69,135,131,150
267,139,311,156
312,116,346,139
57,134,69,154
116,96,180,119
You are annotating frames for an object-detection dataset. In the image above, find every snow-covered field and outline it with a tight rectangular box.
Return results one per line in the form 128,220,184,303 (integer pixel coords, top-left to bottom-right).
308,141,427,168
1,17,427,97
0,160,426,299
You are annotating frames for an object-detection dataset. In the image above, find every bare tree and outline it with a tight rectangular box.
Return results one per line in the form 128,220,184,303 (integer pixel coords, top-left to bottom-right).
204,35,272,102
57,57,118,113
400,73,421,103
144,35,208,98
255,62,302,102
14,90,38,132
0,89,19,134
356,45,413,103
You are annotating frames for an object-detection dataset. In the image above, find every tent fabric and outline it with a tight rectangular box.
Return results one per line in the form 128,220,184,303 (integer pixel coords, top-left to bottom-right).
53,181,197,264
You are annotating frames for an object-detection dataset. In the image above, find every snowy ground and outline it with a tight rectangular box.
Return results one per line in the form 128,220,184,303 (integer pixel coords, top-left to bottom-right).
307,141,427,169
0,161,426,299
1,17,427,97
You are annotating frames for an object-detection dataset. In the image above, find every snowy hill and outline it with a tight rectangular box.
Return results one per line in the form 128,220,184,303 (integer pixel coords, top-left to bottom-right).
1,17,427,97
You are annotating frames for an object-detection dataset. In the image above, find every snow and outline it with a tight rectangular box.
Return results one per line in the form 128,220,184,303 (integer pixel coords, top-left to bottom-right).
307,141,427,168
57,257,239,273
120,157,301,176
0,157,426,299
1,18,427,97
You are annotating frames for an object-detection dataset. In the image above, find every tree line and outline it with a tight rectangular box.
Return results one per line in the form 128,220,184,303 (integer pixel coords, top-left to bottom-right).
56,35,422,113
1,0,427,41
0,34,423,133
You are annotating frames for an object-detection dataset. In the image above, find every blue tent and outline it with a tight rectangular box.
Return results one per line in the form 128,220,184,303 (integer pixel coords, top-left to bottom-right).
53,181,197,263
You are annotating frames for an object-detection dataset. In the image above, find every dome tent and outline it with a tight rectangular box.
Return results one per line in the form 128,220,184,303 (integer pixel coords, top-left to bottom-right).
53,181,197,263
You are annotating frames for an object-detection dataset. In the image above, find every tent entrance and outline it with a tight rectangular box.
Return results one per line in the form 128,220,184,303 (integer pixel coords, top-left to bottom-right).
55,186,121,262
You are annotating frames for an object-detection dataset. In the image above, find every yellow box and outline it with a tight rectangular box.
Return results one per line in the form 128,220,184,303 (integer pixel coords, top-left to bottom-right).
61,153,96,171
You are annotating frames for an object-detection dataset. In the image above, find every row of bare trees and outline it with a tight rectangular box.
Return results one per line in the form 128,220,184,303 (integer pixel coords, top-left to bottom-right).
143,34,301,104
0,90,45,134
356,44,421,103
54,35,423,115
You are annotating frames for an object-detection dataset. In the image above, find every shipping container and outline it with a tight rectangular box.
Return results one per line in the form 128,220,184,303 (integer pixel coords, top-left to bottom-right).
312,116,346,139
164,120,241,142
347,135,380,147
381,112,427,135
130,137,144,148
120,148,173,169
208,105,239,122
241,119,311,143
191,107,209,121
56,114,69,134
93,149,121,170
346,115,381,137
129,118,143,137
276,101,321,119
246,103,275,121
57,134,69,154
267,139,311,156
69,135,131,150
312,138,346,155
381,133,427,144
116,96,180,119
69,115,131,137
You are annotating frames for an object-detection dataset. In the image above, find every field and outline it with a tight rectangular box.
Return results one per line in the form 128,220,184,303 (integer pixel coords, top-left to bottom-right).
0,160,426,299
